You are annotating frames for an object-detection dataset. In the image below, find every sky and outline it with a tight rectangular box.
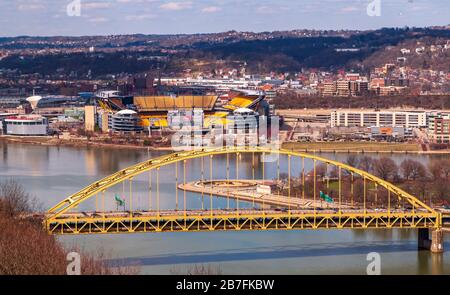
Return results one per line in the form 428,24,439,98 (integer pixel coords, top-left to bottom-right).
0,0,449,36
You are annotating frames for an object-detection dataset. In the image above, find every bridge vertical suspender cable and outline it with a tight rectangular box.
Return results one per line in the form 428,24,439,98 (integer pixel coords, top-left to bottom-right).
302,157,305,207
363,176,367,226
338,167,342,216
183,160,186,224
314,159,317,226
175,162,178,211
363,176,366,214
252,152,255,208
157,168,160,228
288,155,291,216
351,172,354,207
129,178,133,229
326,163,330,191
122,181,125,209
277,155,280,182
236,152,239,216
226,153,230,210
149,170,152,211
102,190,105,231
277,155,280,198
388,190,391,224
375,183,378,208
201,156,204,210
210,155,213,221
262,152,266,221
277,155,280,204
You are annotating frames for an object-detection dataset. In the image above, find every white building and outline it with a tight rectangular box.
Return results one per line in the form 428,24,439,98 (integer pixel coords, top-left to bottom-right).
4,115,48,136
331,111,427,128
108,110,143,133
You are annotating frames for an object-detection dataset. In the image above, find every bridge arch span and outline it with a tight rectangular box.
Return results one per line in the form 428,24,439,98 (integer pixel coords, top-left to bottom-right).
47,147,436,222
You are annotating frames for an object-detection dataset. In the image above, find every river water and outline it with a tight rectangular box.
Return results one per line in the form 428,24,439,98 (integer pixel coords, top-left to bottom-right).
1,141,449,275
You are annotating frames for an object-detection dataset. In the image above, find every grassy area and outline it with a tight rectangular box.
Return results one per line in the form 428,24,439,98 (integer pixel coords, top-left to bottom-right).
282,141,421,152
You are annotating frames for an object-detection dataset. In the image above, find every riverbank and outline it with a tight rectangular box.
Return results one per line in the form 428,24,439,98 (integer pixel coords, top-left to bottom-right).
282,142,450,154
0,135,174,151
2,135,449,154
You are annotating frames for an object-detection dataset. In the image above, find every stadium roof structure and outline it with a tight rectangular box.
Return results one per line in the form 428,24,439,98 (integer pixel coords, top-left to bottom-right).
134,95,218,112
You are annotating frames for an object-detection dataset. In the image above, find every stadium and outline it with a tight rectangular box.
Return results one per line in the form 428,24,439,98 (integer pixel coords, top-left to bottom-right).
96,89,271,130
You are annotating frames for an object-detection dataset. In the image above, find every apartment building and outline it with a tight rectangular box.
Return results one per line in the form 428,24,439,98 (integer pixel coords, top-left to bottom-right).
427,112,450,143
321,81,337,96
336,80,350,96
320,79,369,97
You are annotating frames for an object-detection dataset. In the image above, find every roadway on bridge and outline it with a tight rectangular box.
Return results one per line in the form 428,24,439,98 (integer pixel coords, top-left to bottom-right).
179,179,354,210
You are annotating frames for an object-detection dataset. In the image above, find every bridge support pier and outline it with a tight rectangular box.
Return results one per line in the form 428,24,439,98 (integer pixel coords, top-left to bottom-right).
418,228,444,253
430,229,444,254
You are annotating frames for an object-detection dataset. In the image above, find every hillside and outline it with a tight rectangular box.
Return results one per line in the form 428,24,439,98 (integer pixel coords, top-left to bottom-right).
273,93,450,110
0,28,449,77
357,36,450,71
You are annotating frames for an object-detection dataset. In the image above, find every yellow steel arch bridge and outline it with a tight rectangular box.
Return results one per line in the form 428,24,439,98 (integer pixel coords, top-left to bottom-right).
45,147,442,247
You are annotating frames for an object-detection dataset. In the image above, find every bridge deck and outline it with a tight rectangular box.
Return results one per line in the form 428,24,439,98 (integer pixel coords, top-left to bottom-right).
46,209,440,235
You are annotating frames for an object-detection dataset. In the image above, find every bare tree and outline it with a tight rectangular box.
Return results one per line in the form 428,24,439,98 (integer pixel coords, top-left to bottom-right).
373,157,398,181
358,156,374,173
400,159,427,181
329,166,339,178
412,178,430,202
442,159,450,178
345,154,359,168
315,163,327,178
0,180,39,217
433,179,450,204
428,160,446,181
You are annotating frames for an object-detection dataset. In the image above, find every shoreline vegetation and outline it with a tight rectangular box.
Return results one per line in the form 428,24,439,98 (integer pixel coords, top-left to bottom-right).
0,180,140,275
0,135,174,151
283,142,429,153
2,135,449,154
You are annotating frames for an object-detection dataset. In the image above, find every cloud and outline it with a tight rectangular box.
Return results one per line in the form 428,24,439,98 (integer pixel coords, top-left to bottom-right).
256,6,275,14
125,13,156,20
17,3,45,11
84,2,114,10
201,6,221,13
340,6,359,13
88,17,109,23
160,1,192,11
